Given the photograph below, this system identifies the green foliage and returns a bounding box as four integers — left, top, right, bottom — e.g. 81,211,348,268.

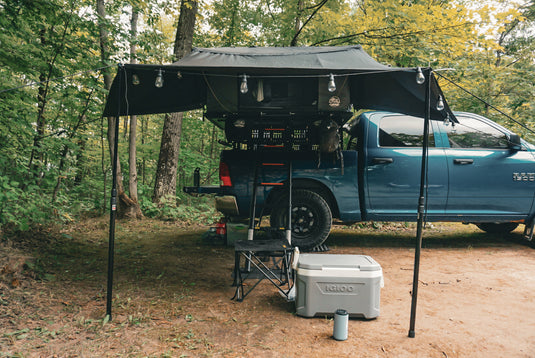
177,112,225,189
138,184,219,223
0,175,51,231
436,1,535,139
0,0,533,232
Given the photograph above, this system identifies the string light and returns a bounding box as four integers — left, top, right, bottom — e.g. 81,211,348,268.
155,69,164,88
416,67,425,85
132,74,140,85
436,95,444,111
328,73,336,92
240,74,248,94
443,113,451,126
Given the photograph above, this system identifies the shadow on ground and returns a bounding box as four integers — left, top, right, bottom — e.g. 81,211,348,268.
5,219,530,295
328,227,527,249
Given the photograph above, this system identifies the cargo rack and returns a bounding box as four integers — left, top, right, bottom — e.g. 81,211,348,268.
219,112,354,151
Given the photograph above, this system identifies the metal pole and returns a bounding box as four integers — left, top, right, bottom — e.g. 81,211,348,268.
286,158,292,246
106,64,123,320
408,68,431,338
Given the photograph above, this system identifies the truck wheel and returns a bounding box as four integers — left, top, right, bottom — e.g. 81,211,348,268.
475,222,519,234
270,189,332,250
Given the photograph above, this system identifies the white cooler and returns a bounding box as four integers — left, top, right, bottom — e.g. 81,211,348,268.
295,254,383,319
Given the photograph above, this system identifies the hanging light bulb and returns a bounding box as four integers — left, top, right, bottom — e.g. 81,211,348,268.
328,73,337,92
436,95,445,111
443,113,451,126
132,74,140,85
240,74,248,94
416,67,425,85
155,69,164,88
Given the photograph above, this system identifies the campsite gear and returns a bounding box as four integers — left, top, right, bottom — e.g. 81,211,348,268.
333,309,349,341
226,221,248,246
104,46,456,334
215,218,226,236
193,167,200,187
295,254,383,318
318,120,340,153
232,239,295,302
103,46,455,124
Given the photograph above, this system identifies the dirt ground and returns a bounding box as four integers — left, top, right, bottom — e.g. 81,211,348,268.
1,219,535,357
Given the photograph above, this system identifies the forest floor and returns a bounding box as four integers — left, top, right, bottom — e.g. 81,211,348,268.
1,218,535,357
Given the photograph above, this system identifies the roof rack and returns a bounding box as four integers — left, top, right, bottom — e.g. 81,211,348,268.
222,112,352,150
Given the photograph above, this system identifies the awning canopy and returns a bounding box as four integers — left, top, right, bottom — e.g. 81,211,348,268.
103,45,455,123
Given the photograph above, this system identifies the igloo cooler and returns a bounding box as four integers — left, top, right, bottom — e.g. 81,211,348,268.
295,254,383,318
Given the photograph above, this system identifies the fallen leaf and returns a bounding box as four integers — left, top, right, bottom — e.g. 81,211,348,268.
11,278,20,288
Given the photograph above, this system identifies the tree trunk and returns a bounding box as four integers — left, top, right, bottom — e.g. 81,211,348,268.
29,71,48,178
294,0,303,39
290,0,327,46
126,9,143,219
153,112,183,202
73,138,86,186
291,0,304,46
97,0,141,218
141,116,147,185
152,0,198,204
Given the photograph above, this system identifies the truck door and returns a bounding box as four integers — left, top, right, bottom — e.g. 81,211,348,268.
437,113,535,219
365,113,448,220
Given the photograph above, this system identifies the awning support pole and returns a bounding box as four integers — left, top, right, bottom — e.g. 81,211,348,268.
106,64,123,320
408,69,431,338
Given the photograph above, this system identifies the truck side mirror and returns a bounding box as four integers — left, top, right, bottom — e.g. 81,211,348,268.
507,133,522,151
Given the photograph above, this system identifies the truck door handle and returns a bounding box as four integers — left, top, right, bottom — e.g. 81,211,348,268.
373,157,394,164
453,158,474,165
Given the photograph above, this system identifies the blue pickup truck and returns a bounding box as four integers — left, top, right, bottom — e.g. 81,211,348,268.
188,111,535,250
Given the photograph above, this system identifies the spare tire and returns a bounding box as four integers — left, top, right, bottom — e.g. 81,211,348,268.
270,189,332,251
475,222,519,234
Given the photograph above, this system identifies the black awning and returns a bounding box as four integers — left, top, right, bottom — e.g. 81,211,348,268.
103,46,455,122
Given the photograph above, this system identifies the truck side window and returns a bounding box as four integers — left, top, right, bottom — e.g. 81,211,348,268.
441,116,509,149
379,116,435,147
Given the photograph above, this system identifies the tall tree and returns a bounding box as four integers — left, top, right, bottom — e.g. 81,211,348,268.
152,0,198,204
97,0,142,218
128,7,143,218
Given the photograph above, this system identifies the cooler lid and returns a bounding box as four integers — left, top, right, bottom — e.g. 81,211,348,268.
297,254,381,271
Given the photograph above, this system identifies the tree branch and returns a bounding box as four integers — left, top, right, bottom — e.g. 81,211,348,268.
290,0,329,46
312,22,475,46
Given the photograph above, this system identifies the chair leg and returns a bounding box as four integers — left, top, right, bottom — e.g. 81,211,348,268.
231,251,244,301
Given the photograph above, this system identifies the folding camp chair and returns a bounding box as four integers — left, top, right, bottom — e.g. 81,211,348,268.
231,239,295,301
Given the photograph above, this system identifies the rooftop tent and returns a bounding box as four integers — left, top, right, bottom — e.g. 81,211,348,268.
102,45,456,123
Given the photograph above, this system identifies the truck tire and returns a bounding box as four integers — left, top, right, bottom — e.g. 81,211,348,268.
475,222,519,234
269,189,332,250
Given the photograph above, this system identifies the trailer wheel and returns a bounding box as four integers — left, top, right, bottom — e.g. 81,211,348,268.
475,222,519,234
270,189,332,251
